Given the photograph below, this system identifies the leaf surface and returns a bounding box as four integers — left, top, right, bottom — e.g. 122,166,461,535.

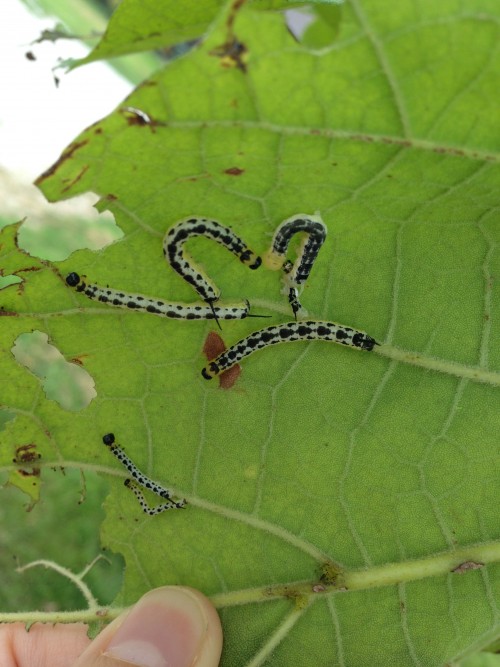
2,2,500,665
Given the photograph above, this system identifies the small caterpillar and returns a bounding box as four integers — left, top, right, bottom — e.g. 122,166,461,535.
263,214,327,318
102,433,186,513
66,273,251,320
164,217,261,313
201,320,378,379
124,479,184,515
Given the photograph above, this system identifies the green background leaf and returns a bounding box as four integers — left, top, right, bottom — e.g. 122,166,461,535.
2,1,500,665
75,0,225,65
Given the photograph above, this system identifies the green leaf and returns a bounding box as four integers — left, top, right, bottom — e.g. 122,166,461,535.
252,0,344,9
460,654,500,667
74,0,227,66
2,1,500,665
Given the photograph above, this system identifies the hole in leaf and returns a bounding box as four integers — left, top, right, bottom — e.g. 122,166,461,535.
0,275,22,290
0,172,122,261
286,5,342,48
12,331,96,410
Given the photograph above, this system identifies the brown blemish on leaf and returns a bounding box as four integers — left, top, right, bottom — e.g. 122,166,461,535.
25,51,36,61
210,38,248,72
176,173,211,183
35,139,89,185
14,266,41,274
70,354,89,366
120,107,166,132
203,331,241,389
0,308,19,317
121,106,152,126
13,444,41,477
224,167,245,176
61,164,90,193
451,561,484,574
210,0,249,72
227,0,247,32
319,560,344,586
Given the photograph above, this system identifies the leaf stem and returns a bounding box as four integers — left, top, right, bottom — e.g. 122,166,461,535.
374,343,500,386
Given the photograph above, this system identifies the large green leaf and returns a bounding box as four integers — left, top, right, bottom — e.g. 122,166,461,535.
2,1,500,665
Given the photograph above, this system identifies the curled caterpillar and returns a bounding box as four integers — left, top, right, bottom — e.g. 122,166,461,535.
102,433,186,513
164,217,261,315
201,320,378,379
264,214,327,318
66,272,251,320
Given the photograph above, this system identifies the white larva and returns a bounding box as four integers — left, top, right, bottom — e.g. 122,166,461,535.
263,213,327,318
164,216,261,304
66,217,262,324
202,320,378,379
66,273,250,320
102,433,186,513
124,479,185,515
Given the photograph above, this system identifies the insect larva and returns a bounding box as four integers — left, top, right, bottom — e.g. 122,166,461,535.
66,273,250,320
102,433,186,512
263,214,327,318
124,479,185,515
201,320,378,379
164,217,261,306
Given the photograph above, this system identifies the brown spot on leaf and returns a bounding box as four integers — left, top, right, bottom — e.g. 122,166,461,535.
120,107,166,131
209,37,248,72
224,167,245,176
203,331,241,389
227,0,247,32
209,0,248,73
35,139,89,185
121,106,152,126
25,51,36,61
70,354,89,366
203,331,226,359
61,165,89,193
452,561,484,574
13,444,41,477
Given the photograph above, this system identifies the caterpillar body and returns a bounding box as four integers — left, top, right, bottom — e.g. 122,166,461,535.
66,273,250,320
201,320,378,379
164,217,261,304
124,479,184,515
102,433,186,513
264,214,327,318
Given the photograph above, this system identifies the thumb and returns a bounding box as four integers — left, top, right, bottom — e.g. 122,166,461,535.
72,586,223,667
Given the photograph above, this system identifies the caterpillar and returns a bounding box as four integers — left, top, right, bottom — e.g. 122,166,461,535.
124,479,184,515
201,320,378,379
102,433,186,513
263,214,327,318
66,273,251,320
164,217,261,312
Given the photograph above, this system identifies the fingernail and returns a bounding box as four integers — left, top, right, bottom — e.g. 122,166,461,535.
104,587,209,667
